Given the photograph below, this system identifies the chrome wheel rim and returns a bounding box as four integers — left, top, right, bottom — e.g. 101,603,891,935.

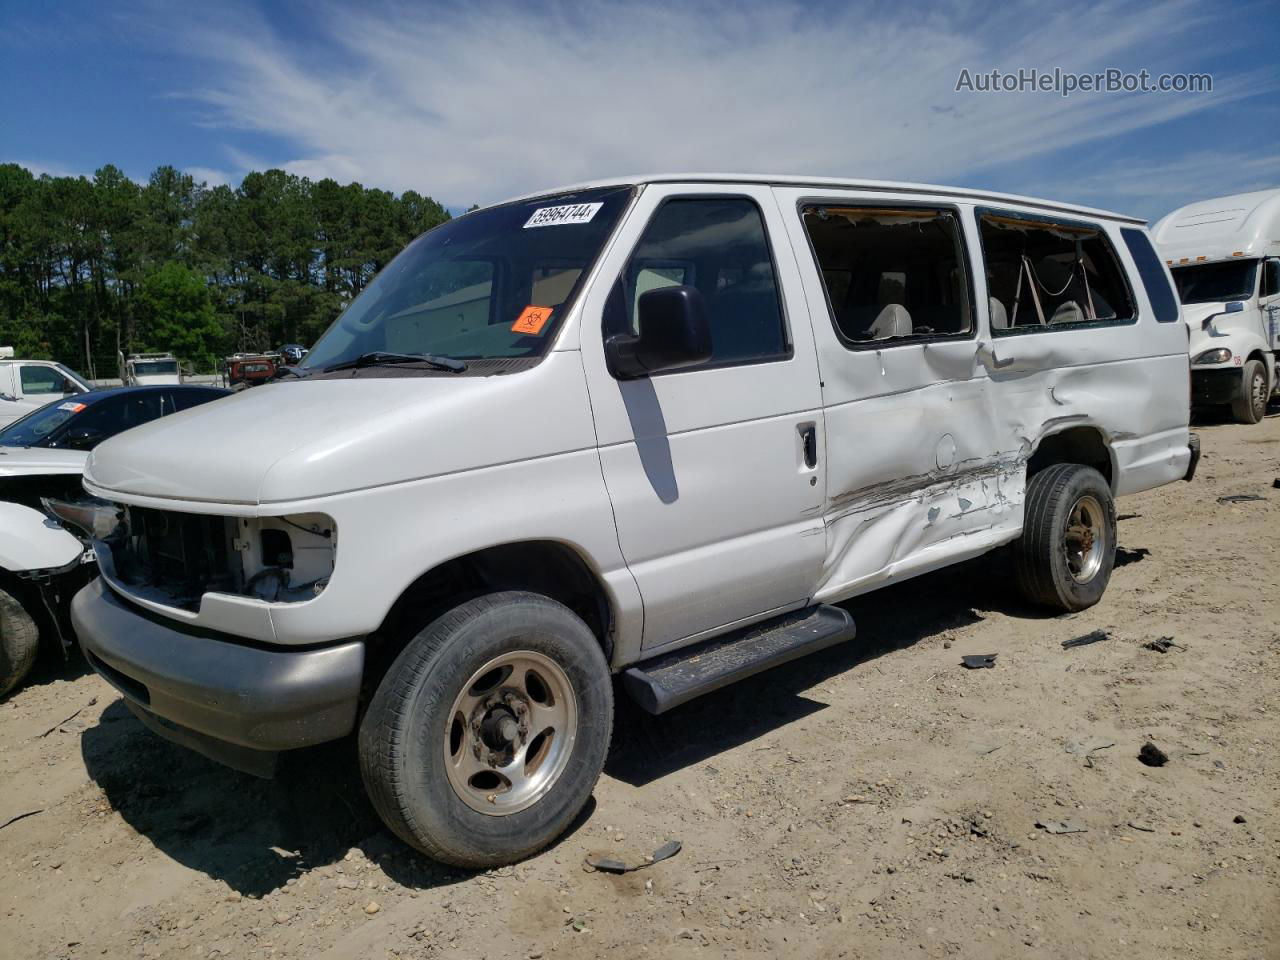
444,650,578,816
1063,494,1106,583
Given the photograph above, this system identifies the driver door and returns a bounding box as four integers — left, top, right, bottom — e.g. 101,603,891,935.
579,185,827,653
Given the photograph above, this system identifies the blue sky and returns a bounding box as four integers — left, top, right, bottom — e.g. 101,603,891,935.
1,0,1277,220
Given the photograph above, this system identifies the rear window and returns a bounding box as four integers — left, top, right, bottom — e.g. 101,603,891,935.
1121,228,1180,322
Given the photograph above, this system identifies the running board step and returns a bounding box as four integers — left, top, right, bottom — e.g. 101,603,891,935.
623,605,856,715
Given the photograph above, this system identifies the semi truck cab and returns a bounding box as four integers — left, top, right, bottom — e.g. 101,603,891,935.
1155,188,1280,423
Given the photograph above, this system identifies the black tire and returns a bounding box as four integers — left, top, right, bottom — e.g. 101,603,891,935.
358,591,613,868
1014,463,1116,612
1231,359,1267,425
0,586,40,698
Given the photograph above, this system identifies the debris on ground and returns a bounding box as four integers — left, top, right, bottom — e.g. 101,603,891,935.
961,654,997,669
1138,742,1169,767
586,840,682,874
1143,637,1186,653
36,697,98,738
0,808,44,831
1036,819,1087,835
1217,494,1265,504
1062,630,1109,649
1233,814,1247,824
1065,739,1116,768
1127,821,1156,833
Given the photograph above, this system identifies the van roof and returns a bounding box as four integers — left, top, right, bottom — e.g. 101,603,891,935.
1153,187,1280,264
498,173,1147,226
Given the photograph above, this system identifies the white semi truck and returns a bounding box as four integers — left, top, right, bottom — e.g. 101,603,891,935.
118,352,183,387
1154,188,1280,423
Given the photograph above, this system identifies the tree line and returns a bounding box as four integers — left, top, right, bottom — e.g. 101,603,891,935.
0,163,452,376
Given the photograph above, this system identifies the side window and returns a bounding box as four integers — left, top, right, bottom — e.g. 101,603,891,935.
1263,258,1280,299
607,197,789,368
1120,228,1180,323
801,206,972,345
19,365,64,396
70,393,164,440
170,389,221,412
979,211,1135,334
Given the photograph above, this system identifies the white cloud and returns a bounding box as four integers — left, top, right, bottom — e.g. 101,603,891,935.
184,165,233,187
14,159,86,179
1021,150,1280,221
170,0,1276,208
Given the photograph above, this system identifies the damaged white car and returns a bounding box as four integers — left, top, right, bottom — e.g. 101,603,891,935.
0,385,228,695
72,175,1197,867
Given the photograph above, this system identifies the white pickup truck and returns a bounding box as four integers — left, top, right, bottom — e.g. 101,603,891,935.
71,175,1196,867
0,350,93,429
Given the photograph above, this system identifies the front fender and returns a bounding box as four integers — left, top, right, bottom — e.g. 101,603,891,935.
1189,327,1271,368
0,502,84,573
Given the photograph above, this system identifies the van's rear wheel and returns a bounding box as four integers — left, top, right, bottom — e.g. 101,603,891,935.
358,591,612,867
0,586,40,698
1014,463,1116,612
1231,359,1268,424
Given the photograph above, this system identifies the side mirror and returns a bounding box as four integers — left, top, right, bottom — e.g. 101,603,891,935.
605,285,713,379
65,427,105,451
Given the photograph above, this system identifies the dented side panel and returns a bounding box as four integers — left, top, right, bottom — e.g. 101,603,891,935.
774,188,1191,604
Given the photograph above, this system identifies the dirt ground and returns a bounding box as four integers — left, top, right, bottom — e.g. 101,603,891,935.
2,413,1277,960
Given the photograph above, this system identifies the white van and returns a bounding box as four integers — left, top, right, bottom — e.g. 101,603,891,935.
1153,188,1280,423
0,350,93,429
71,175,1196,867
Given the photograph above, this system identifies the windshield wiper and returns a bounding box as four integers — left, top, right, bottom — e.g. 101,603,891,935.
323,351,468,374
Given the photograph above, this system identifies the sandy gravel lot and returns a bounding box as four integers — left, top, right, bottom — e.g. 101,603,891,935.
2,414,1277,960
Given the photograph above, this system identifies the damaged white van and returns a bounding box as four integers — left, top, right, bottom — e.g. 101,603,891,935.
73,175,1196,867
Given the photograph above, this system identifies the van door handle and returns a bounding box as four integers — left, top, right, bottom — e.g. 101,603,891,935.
799,423,818,468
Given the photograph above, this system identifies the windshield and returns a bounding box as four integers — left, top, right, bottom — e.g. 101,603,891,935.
133,360,179,376
1171,259,1259,305
0,397,86,447
302,186,634,371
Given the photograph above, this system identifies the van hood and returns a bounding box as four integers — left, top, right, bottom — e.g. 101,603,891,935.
84,354,597,506
0,446,87,479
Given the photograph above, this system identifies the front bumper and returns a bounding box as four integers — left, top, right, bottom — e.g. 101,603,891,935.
72,578,364,777
1191,368,1241,406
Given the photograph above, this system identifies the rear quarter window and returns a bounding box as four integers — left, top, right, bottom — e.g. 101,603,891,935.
1120,228,1180,323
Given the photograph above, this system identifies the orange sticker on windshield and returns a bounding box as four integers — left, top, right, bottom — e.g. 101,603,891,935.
512,305,552,335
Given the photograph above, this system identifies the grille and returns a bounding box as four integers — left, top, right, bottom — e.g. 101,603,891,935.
110,508,239,611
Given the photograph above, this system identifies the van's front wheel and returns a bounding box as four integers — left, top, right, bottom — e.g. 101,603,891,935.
1014,463,1116,612
358,591,613,868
